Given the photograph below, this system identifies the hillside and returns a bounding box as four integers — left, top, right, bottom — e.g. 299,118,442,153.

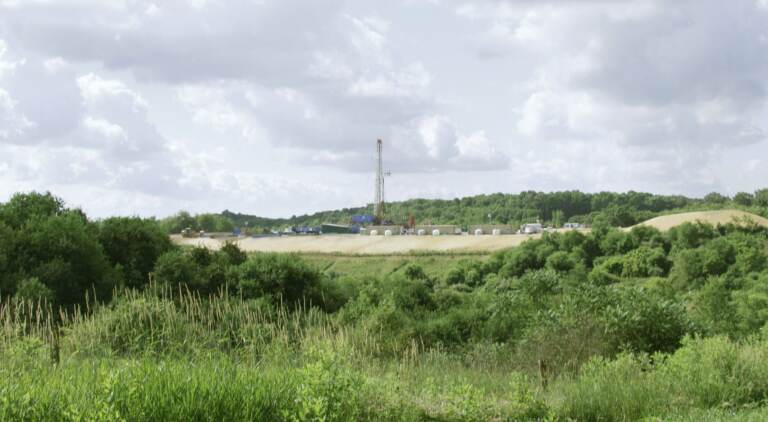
161,189,768,234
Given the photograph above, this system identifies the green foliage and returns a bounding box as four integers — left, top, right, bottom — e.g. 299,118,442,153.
734,192,754,206
98,217,174,288
220,241,247,265
287,346,362,422
0,191,65,229
600,229,639,255
669,221,718,250
5,188,768,420
704,192,729,204
557,335,768,420
12,211,113,306
602,288,691,353
154,249,205,290
621,246,670,278
160,211,234,233
755,188,768,207
227,253,322,305
13,277,54,303
0,192,174,307
545,251,576,273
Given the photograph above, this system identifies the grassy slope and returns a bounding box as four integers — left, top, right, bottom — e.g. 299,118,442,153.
303,253,488,280
4,291,768,421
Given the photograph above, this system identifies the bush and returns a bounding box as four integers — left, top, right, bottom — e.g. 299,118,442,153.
220,242,247,265
98,217,174,289
545,251,576,273
621,246,670,278
668,222,717,250
13,277,54,303
600,229,638,255
227,253,322,306
602,288,691,354
287,346,362,422
154,250,205,291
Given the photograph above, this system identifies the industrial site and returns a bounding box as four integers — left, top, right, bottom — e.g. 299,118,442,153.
174,139,587,253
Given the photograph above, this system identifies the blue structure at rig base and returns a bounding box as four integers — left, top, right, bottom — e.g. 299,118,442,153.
351,214,375,225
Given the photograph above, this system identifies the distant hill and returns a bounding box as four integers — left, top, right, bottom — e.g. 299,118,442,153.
160,189,768,233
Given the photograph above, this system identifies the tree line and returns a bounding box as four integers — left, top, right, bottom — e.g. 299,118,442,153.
160,189,768,233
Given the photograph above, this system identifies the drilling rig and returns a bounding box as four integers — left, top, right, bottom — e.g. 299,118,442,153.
373,139,390,225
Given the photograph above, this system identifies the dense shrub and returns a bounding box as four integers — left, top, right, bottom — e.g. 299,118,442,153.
601,288,691,353
227,253,322,306
98,217,174,289
154,249,206,291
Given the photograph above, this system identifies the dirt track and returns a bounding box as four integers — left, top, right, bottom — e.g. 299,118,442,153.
170,233,546,254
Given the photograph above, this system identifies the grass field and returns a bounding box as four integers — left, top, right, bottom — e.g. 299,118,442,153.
303,253,489,280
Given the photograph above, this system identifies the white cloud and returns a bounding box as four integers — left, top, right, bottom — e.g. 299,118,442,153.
0,89,34,139
82,116,126,139
348,63,432,98
1,0,767,217
43,57,67,73
77,73,146,108
459,0,768,191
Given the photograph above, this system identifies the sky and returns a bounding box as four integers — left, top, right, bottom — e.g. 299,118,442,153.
1,0,767,218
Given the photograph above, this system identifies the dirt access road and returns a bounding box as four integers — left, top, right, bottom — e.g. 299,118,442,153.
170,232,553,254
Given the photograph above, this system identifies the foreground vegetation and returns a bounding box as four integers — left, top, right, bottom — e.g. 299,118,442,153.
4,190,768,420
4,289,768,421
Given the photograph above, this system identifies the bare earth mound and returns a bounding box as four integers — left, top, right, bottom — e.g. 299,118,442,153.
630,209,768,231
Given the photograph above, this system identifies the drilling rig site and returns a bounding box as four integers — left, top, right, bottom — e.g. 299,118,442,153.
170,139,590,254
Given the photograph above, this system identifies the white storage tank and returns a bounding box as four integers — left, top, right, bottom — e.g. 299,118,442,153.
432,229,440,236
474,229,483,236
384,229,392,236
417,229,426,236
492,229,501,236
370,230,379,236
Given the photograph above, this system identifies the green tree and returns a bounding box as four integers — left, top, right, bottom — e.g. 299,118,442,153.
14,212,113,306
703,192,729,204
754,188,768,207
98,217,174,289
0,191,65,229
733,192,754,206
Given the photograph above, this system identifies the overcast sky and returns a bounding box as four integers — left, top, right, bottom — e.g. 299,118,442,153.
1,0,767,218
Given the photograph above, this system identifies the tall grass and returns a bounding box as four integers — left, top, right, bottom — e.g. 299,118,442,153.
3,288,768,420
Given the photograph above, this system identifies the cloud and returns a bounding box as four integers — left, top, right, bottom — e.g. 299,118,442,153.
458,0,768,190
2,0,768,217
0,0,507,175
